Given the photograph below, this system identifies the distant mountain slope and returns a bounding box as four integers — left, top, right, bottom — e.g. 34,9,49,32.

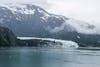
0,4,100,47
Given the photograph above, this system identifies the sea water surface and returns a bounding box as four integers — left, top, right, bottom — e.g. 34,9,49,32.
0,47,100,67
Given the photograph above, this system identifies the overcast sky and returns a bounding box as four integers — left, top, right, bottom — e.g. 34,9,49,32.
0,0,100,27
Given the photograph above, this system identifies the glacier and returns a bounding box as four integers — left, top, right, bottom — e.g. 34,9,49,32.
17,37,79,48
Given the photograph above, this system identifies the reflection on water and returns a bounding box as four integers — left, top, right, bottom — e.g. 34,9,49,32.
0,47,100,67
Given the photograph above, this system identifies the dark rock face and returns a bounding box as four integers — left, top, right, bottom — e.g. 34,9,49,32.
0,26,17,46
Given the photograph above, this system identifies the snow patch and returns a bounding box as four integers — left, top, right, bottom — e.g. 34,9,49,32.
38,8,50,22
1,4,35,15
38,8,50,17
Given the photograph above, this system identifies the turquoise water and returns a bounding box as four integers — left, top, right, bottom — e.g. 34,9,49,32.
0,47,100,67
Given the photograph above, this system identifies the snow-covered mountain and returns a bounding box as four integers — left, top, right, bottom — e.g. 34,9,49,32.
0,4,100,47
0,4,96,35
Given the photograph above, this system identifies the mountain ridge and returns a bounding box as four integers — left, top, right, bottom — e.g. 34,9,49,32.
0,3,96,35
